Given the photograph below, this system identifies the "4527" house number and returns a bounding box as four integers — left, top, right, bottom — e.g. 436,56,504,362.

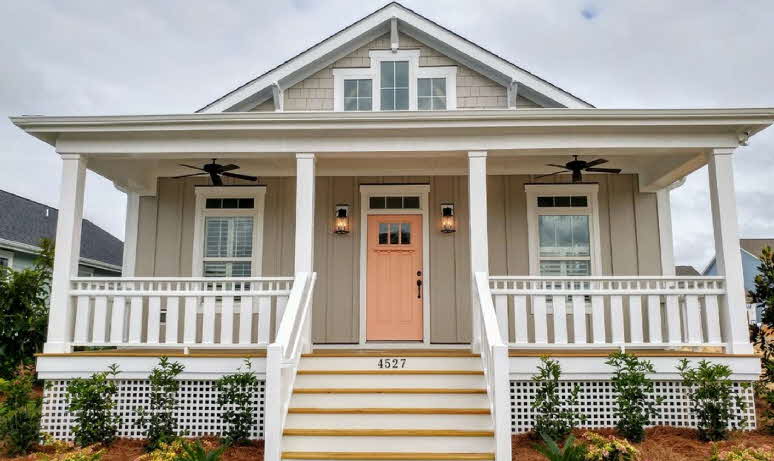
377,358,406,369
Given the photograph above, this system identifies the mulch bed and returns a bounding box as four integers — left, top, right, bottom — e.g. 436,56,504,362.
512,427,774,461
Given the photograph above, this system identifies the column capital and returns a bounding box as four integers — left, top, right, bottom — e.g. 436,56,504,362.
707,147,736,157
59,153,87,162
468,151,487,158
296,153,316,160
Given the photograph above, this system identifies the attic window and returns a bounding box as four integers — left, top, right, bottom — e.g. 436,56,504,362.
344,79,373,111
380,61,409,111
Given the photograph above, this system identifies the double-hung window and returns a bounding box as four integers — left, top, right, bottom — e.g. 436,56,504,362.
526,185,601,276
193,187,266,278
380,61,409,111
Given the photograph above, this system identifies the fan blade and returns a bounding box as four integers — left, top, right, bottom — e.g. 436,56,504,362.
209,172,223,186
584,158,608,167
172,172,207,179
218,164,239,172
546,164,569,169
222,172,258,181
533,171,564,180
586,167,622,174
178,163,206,171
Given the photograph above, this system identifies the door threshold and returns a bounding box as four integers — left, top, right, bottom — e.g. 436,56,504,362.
313,343,470,350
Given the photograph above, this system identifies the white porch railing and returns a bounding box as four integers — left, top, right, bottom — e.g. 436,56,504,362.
68,277,294,349
473,272,511,461
488,276,726,349
264,272,317,461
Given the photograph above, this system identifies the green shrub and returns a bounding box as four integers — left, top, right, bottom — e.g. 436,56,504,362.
0,239,53,378
66,364,121,446
677,359,747,441
39,444,104,461
530,356,587,441
533,433,586,461
176,440,226,461
581,432,639,461
0,365,42,455
710,444,774,461
135,357,184,451
215,360,259,444
748,245,774,432
605,352,663,442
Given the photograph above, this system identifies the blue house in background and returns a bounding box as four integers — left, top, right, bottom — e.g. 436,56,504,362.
703,238,773,324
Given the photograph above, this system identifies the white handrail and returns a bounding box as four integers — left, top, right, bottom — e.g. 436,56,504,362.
264,272,317,461
473,272,511,461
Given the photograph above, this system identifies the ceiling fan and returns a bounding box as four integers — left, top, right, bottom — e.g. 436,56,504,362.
172,159,258,186
534,155,622,183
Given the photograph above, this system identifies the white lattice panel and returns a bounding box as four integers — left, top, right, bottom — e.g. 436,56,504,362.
509,380,756,433
41,379,266,441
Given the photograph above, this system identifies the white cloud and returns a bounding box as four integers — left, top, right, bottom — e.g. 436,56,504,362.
1,0,773,272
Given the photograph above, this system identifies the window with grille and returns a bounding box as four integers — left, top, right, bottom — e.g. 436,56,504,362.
418,78,446,110
203,216,254,277
344,79,373,111
380,61,409,111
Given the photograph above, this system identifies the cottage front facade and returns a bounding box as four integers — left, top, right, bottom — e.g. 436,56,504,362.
13,3,772,461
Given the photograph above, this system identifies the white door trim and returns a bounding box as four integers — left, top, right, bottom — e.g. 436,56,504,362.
359,184,431,345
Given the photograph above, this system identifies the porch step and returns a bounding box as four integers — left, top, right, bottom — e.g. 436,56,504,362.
282,354,495,456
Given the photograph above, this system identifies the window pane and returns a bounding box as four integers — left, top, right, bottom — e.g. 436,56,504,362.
379,223,388,244
433,78,446,97
401,223,411,244
433,96,446,110
205,217,230,257
390,223,400,244
232,217,253,257
381,61,394,88
238,198,254,209
538,215,589,257
370,197,385,209
540,260,590,276
359,79,372,96
222,198,238,209
538,215,557,257
203,262,252,277
231,262,252,277
571,196,588,207
203,262,227,277
572,216,590,256
554,196,571,207
403,196,420,208
386,196,403,208
418,97,431,110
205,198,221,209
395,61,409,87
344,98,357,111
344,80,358,98
418,78,431,97
537,196,554,207
381,88,394,110
395,89,409,110
204,216,253,258
359,97,372,111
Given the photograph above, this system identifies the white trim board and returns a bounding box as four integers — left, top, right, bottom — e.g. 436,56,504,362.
358,184,431,346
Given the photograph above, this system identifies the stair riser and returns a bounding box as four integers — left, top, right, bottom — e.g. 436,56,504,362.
290,393,489,409
281,436,495,453
285,413,493,430
281,458,491,461
299,357,482,371
294,374,485,389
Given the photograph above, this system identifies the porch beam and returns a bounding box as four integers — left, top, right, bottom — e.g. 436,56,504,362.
45,154,87,353
294,153,316,274
707,148,752,354
468,151,489,352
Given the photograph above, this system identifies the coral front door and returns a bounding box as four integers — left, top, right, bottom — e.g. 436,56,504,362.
366,214,423,341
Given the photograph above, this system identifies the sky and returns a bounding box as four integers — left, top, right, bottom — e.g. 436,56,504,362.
1,0,773,271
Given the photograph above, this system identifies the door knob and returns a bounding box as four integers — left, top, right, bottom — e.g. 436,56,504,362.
416,279,423,299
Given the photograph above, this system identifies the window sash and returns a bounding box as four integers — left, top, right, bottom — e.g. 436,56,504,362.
418,78,446,110
380,61,409,111
344,79,373,111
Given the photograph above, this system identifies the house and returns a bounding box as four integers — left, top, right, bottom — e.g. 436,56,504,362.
675,265,700,276
0,189,122,276
10,3,771,460
704,238,774,324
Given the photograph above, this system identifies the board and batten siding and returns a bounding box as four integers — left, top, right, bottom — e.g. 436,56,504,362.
134,173,661,344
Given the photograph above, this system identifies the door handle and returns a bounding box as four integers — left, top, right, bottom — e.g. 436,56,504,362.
416,279,423,299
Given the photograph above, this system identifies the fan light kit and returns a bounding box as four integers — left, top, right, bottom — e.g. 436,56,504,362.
173,159,258,186
535,155,621,183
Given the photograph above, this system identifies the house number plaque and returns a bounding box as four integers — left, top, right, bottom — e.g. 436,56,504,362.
377,358,406,369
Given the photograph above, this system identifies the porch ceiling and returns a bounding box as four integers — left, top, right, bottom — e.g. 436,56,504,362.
11,108,774,193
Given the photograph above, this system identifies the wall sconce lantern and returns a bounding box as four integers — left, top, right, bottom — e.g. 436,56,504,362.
334,204,350,234
440,203,456,233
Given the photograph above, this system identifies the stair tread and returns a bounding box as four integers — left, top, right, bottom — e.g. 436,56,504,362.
297,370,483,375
283,429,495,437
302,351,480,358
293,388,487,394
288,408,491,414
281,452,495,460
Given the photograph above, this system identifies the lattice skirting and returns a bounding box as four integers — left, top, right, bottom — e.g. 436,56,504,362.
42,379,266,441
510,380,756,433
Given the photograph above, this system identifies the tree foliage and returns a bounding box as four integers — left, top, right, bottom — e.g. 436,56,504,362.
0,239,54,378
749,245,774,432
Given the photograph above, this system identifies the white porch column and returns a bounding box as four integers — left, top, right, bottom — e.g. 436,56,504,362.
121,190,140,276
656,188,675,275
45,154,87,353
294,153,316,274
468,151,489,352
706,148,752,354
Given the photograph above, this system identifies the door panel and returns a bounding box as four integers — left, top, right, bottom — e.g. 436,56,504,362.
367,215,423,340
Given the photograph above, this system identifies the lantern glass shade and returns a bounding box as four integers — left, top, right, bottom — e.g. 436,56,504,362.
441,204,455,233
334,205,350,234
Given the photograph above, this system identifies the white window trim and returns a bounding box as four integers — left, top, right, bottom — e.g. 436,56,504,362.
525,184,602,276
358,184,431,345
0,249,13,269
332,49,457,112
192,186,266,277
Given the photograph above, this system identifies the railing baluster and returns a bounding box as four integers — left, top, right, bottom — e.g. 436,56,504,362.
552,295,568,345
239,297,254,344
513,295,528,344
73,296,90,344
110,296,126,343
685,295,702,345
165,297,179,344
147,296,161,344
533,295,547,344
494,295,508,342
572,295,587,344
128,296,143,344
221,296,234,345
202,297,216,344
647,295,662,344
258,296,272,344
92,296,108,344
665,295,681,344
591,295,605,344
628,295,643,344
183,296,198,345
705,295,722,345
610,295,624,344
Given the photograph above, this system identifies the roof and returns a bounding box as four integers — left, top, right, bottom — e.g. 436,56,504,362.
0,189,123,270
739,239,774,259
675,265,700,276
198,2,593,113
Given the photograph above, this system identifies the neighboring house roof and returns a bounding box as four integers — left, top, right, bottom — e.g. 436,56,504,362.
199,1,592,113
739,239,774,259
0,189,123,271
675,265,700,276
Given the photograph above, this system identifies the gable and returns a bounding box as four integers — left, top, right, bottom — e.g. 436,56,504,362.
200,2,590,113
